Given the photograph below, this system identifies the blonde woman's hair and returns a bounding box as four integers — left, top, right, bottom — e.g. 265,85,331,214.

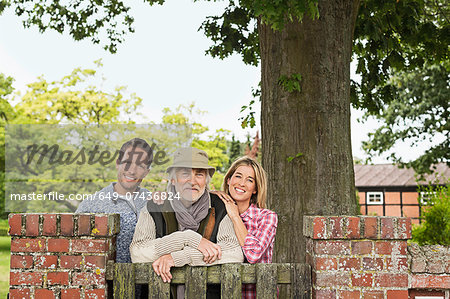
222,156,267,208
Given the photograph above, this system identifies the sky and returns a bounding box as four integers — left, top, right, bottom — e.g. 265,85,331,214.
0,0,420,164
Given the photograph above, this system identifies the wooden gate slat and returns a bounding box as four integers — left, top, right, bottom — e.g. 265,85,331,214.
220,264,242,299
291,264,311,299
256,263,277,299
185,266,207,299
113,263,135,299
148,264,170,299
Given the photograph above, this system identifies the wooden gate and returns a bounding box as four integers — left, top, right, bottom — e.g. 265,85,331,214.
106,262,311,298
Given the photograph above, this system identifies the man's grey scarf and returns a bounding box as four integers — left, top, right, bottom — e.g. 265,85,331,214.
169,185,210,231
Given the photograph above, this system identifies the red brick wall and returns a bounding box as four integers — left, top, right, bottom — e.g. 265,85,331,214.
9,213,449,298
8,213,119,299
304,216,450,299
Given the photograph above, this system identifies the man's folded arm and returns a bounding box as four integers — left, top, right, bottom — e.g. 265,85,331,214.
170,215,244,267
130,208,203,263
171,246,244,267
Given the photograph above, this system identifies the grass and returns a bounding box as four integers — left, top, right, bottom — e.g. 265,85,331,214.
0,236,10,298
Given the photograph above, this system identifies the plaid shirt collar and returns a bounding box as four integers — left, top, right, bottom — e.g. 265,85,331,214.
240,203,258,221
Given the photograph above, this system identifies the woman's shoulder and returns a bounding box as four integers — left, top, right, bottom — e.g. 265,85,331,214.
252,205,278,223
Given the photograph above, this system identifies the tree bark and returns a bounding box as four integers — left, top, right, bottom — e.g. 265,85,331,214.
260,0,360,263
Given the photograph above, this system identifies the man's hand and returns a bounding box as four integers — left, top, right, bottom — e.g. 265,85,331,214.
197,237,222,264
150,191,165,205
152,254,175,283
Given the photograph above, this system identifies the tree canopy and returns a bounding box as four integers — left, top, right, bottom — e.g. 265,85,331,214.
354,0,449,173
2,0,448,171
0,74,14,217
362,62,449,174
0,66,234,214
13,60,142,125
1,63,146,213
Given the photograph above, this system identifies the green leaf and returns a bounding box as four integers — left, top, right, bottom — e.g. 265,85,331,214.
287,152,303,162
278,73,302,93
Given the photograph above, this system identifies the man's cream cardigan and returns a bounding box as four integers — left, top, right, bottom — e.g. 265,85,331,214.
130,207,244,266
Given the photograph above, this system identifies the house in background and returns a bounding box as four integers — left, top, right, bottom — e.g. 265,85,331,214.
354,163,449,224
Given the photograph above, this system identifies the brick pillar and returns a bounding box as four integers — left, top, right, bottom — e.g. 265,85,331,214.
8,213,119,299
304,216,411,299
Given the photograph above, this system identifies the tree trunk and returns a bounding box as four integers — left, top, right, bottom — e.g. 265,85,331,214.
260,0,360,264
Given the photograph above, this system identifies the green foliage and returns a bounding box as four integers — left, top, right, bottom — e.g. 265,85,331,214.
278,73,302,93
239,99,256,129
247,0,319,30
362,62,449,174
199,0,318,66
354,0,449,174
0,219,8,236
200,4,260,66
1,63,146,213
14,61,142,125
0,74,14,219
161,103,230,190
287,152,303,162
2,0,135,53
227,135,242,168
0,74,14,121
352,0,449,114
239,83,260,129
0,236,10,298
412,184,450,245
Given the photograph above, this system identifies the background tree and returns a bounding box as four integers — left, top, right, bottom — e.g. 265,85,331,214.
2,63,146,213
354,0,449,173
227,135,242,168
2,66,234,213
362,62,449,175
161,103,230,189
14,60,142,125
0,74,14,218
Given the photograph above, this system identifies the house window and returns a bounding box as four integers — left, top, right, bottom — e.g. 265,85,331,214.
367,192,383,205
419,191,436,205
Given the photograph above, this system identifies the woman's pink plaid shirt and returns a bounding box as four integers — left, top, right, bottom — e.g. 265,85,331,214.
239,204,278,299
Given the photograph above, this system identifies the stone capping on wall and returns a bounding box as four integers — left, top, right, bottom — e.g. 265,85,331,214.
408,243,450,290
303,215,412,240
409,243,449,274
303,215,449,299
8,213,120,299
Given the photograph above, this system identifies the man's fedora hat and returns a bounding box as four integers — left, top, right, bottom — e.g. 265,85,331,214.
166,147,215,176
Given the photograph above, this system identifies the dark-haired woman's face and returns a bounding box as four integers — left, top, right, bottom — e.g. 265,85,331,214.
227,165,257,203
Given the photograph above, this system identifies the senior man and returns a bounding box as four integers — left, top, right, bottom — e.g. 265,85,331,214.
130,147,243,298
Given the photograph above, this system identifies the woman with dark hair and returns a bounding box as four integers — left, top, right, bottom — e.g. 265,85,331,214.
213,156,278,298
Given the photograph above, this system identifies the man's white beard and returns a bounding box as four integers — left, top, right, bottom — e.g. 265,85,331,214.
189,186,206,203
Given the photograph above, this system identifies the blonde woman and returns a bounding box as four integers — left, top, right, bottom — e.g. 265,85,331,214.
213,156,278,298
